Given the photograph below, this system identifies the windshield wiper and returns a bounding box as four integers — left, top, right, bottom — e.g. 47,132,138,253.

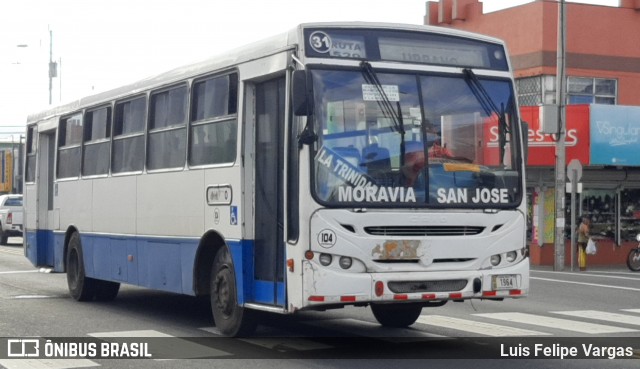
359,61,404,133
462,68,510,166
360,61,407,164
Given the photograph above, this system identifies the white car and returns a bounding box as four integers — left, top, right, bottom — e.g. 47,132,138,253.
0,194,23,245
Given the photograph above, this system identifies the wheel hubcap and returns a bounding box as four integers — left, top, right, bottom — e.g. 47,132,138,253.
215,269,233,316
68,250,79,288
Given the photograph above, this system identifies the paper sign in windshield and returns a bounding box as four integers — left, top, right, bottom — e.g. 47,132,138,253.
362,85,400,102
316,146,416,203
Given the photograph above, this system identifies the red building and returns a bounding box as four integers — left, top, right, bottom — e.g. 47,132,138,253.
425,0,640,267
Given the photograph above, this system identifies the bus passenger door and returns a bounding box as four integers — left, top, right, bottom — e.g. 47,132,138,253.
252,77,286,306
25,130,56,268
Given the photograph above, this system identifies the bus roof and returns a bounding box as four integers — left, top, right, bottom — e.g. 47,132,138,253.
26,21,506,124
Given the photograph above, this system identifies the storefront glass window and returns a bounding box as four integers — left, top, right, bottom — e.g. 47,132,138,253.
581,190,616,241
620,189,640,242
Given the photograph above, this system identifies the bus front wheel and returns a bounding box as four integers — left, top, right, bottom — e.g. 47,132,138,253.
210,247,256,336
66,232,96,301
370,303,423,328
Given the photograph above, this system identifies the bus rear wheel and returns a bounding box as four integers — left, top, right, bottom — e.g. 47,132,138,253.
370,303,423,328
66,232,97,301
210,246,256,336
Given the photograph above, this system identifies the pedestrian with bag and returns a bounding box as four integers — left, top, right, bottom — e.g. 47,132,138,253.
577,216,591,271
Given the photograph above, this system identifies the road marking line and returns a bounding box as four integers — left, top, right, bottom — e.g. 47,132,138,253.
199,327,223,336
89,330,173,338
303,318,447,340
0,270,40,275
532,269,640,281
89,330,231,359
622,309,640,314
239,337,333,351
552,310,640,327
12,295,56,299
530,276,640,292
0,359,99,369
474,312,637,334
417,315,549,337
202,325,350,350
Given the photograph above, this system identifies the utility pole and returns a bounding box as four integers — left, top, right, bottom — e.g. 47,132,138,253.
48,28,58,105
554,0,567,271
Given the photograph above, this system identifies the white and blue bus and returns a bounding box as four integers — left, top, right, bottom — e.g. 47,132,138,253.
24,22,528,336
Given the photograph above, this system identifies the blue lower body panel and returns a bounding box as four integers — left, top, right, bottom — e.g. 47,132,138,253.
25,230,55,268
228,239,285,306
25,230,285,305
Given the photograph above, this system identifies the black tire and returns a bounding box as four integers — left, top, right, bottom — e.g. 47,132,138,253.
627,248,640,272
371,303,423,328
0,227,7,245
94,280,121,301
66,232,97,301
210,247,256,336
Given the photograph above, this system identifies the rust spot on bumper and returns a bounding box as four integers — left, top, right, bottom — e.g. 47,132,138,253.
372,240,421,260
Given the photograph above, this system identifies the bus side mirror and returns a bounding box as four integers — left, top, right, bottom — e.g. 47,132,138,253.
292,70,313,116
521,120,529,165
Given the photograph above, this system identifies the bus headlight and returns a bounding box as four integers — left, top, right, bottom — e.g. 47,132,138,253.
490,254,501,266
339,256,353,269
319,253,333,266
506,251,518,263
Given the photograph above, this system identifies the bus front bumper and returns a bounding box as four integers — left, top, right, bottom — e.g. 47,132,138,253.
301,259,529,308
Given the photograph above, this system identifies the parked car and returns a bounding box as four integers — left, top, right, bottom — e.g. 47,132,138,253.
0,194,23,245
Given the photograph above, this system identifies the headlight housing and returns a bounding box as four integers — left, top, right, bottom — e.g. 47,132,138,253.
319,253,332,266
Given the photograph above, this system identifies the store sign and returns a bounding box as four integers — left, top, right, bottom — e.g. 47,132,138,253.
518,105,591,166
590,105,640,166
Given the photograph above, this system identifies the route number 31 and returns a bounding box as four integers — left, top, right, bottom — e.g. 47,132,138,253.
310,31,332,53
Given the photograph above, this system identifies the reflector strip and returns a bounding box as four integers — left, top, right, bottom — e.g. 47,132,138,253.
509,289,522,296
340,296,356,302
483,291,497,297
308,295,325,302
393,294,408,300
449,293,463,299
422,293,437,300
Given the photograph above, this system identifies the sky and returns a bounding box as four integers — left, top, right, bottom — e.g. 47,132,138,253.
0,0,619,139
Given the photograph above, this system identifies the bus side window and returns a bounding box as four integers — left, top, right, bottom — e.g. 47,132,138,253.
113,96,146,173
189,73,238,166
25,125,38,183
57,113,83,179
148,85,188,170
82,107,111,176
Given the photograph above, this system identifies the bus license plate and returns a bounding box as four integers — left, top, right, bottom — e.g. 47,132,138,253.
492,275,518,290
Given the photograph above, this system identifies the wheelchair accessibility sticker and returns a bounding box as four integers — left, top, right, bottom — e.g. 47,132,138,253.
230,206,238,226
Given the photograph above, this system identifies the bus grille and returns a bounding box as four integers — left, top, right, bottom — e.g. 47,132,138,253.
364,226,484,236
387,279,468,293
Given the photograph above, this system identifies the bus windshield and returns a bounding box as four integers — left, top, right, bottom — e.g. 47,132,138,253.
311,68,522,208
